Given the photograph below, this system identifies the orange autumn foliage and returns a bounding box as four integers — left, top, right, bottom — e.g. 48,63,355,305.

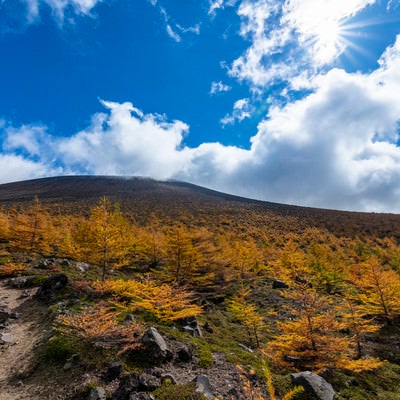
95,278,202,322
56,302,144,351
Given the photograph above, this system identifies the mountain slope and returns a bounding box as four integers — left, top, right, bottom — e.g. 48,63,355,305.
0,175,399,238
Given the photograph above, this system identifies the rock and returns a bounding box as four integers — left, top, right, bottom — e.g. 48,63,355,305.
139,373,161,391
36,274,68,303
194,375,215,400
182,325,196,336
104,361,123,382
63,354,80,371
284,355,304,368
272,279,289,289
124,314,136,324
291,371,337,400
141,327,172,362
76,262,90,272
130,394,153,400
10,312,20,319
181,316,203,337
7,276,35,289
60,259,71,267
176,344,193,362
203,322,214,333
88,387,107,400
238,343,254,353
0,311,9,323
112,373,140,400
0,332,13,344
38,259,55,269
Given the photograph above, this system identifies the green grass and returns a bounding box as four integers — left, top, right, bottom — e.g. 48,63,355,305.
152,382,207,400
43,335,77,364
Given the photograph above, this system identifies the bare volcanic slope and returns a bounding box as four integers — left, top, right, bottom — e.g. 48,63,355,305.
0,175,399,238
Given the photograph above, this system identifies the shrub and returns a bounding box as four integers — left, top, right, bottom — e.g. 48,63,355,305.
152,382,207,400
43,335,76,363
197,343,213,369
0,263,28,278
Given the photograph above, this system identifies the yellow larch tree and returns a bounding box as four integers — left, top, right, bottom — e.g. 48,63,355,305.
71,197,133,280
164,224,204,284
96,278,202,322
9,197,53,254
349,257,400,322
227,287,264,348
0,207,10,242
267,287,349,371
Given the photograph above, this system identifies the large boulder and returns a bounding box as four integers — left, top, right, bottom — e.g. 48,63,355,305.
36,274,68,303
141,327,172,362
291,371,337,400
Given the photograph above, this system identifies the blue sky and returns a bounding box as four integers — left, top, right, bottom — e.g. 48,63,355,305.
1,0,400,212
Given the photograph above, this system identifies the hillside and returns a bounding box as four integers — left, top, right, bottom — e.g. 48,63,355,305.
1,175,399,239
1,176,400,400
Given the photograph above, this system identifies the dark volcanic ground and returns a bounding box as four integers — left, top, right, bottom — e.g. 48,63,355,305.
0,175,399,239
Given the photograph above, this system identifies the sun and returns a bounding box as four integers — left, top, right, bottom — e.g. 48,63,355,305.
317,19,342,47
311,18,346,65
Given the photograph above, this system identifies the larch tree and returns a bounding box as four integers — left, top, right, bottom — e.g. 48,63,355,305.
0,207,10,242
9,197,52,254
227,287,264,348
349,258,400,323
267,285,384,372
164,225,203,284
72,197,133,281
267,287,348,371
307,243,346,294
340,298,381,360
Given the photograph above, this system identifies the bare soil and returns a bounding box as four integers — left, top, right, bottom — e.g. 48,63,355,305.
0,280,56,399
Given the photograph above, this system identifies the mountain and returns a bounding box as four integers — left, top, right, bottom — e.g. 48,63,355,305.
2,175,400,399
0,175,399,238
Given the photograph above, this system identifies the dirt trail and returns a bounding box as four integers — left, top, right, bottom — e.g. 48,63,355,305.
0,280,50,400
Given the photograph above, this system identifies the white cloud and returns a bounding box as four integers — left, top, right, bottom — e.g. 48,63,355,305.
220,98,253,125
23,0,103,22
3,124,51,156
208,0,238,16
166,24,181,42
229,0,379,88
152,4,199,42
2,36,400,212
57,100,192,178
0,154,57,184
210,81,232,95
176,23,200,35
208,0,224,16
